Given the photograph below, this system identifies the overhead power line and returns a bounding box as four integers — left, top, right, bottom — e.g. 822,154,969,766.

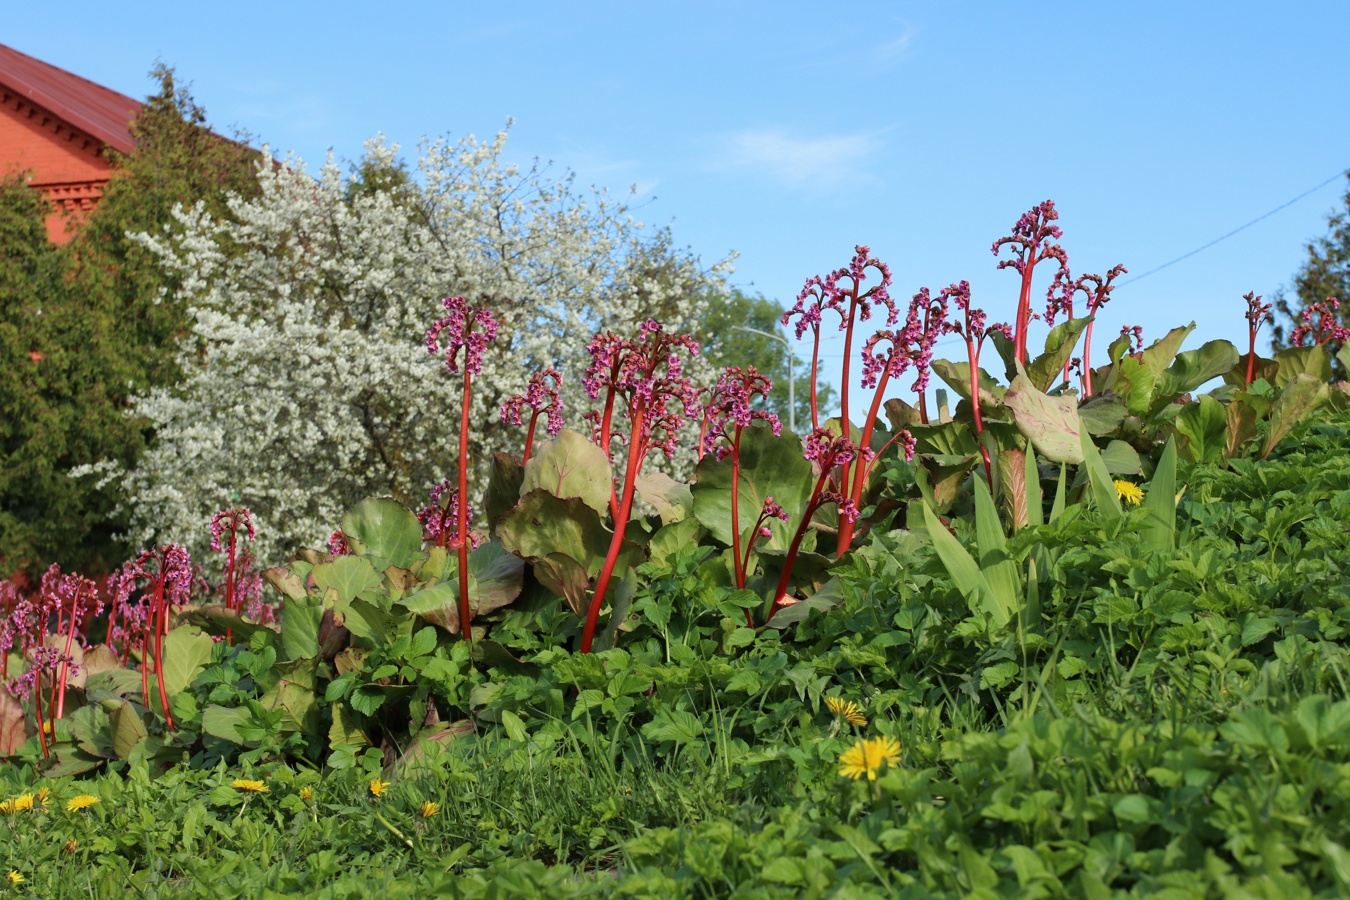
1117,167,1350,288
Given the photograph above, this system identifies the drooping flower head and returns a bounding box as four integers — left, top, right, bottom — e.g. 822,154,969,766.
209,509,257,554
500,367,565,435
1243,291,1273,334
1119,325,1144,355
426,295,499,375
992,200,1068,277
1064,264,1128,322
583,320,700,461
417,480,479,549
782,246,899,337
941,281,1011,344
701,366,782,459
1291,297,1349,347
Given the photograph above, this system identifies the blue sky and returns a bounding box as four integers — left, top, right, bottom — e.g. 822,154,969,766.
10,2,1350,412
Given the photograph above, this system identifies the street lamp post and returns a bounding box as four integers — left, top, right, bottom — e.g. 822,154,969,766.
734,325,795,434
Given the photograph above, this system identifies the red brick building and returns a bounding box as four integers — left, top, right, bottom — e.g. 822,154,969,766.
0,44,140,243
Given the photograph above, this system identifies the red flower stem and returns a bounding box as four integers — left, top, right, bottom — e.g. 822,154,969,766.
1245,330,1258,388
457,371,473,644
581,404,647,654
918,391,929,426
154,587,173,730
33,672,49,757
1081,314,1097,396
522,410,539,466
808,327,822,432
967,337,993,489
1013,266,1033,365
835,297,857,507
224,523,236,644
838,364,894,554
730,428,745,590
768,476,830,618
54,586,84,720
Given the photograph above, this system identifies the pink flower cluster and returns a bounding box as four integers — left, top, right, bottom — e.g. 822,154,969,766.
781,245,898,337
1243,292,1273,331
1291,297,1349,347
942,281,1011,343
583,320,701,460
501,368,565,435
701,366,782,459
417,480,479,549
992,200,1068,277
426,295,499,375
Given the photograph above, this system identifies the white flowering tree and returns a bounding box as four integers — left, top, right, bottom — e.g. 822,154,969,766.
86,130,732,565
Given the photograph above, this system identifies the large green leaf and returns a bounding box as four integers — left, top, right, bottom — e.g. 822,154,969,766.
158,626,215,702
691,426,813,551
110,700,147,760
1079,430,1123,521
1149,340,1240,418
973,475,1021,622
930,359,1006,403
202,706,251,745
921,502,1008,630
1141,437,1177,552
634,472,693,525
520,428,614,514
1100,440,1142,475
917,454,980,515
1140,323,1195,381
1272,345,1332,389
1003,374,1083,464
341,498,423,569
483,452,525,531
909,421,980,457
1262,374,1331,459
311,556,382,605
260,659,320,734
1079,395,1127,436
401,540,526,633
1026,317,1091,392
497,490,612,573
1116,356,1156,417
1174,395,1228,464
281,595,323,661
765,578,845,629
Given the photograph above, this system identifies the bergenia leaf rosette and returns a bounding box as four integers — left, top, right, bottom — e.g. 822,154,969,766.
209,508,256,643
1061,264,1127,396
1242,292,1274,388
427,295,500,642
1291,297,1350,349
992,200,1069,366
500,368,564,465
579,319,700,653
701,366,782,605
943,281,1010,489
122,545,193,730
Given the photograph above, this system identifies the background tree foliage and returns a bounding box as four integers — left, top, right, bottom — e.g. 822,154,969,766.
698,288,835,431
0,68,257,579
1272,174,1350,364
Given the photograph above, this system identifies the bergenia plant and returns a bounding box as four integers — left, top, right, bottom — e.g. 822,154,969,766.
580,320,700,653
701,366,782,608
120,545,193,730
1290,297,1349,348
767,427,911,621
427,295,500,642
993,200,1069,366
210,508,257,642
1056,265,1127,396
500,368,564,465
1242,292,1273,388
905,287,951,425
942,281,1010,488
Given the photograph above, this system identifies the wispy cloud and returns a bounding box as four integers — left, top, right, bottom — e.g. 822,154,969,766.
722,128,885,190
874,24,919,66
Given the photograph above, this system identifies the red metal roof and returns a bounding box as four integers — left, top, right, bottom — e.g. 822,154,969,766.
0,43,140,155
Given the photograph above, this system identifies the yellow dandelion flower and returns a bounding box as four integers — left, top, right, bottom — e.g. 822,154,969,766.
230,779,268,793
63,839,78,854
11,794,33,813
1113,480,1144,507
368,778,389,798
35,787,51,810
6,870,22,884
299,786,313,802
418,800,440,818
824,696,868,727
0,799,15,816
839,736,902,782
64,795,100,812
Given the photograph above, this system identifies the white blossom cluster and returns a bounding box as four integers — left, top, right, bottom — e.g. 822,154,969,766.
80,130,733,566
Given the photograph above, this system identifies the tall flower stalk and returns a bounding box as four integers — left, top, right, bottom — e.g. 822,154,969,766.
1242,292,1273,388
580,320,699,653
121,546,193,730
942,281,1009,489
993,201,1069,366
1049,265,1127,396
500,368,564,465
1290,297,1349,348
700,366,782,615
210,508,256,643
427,295,500,642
